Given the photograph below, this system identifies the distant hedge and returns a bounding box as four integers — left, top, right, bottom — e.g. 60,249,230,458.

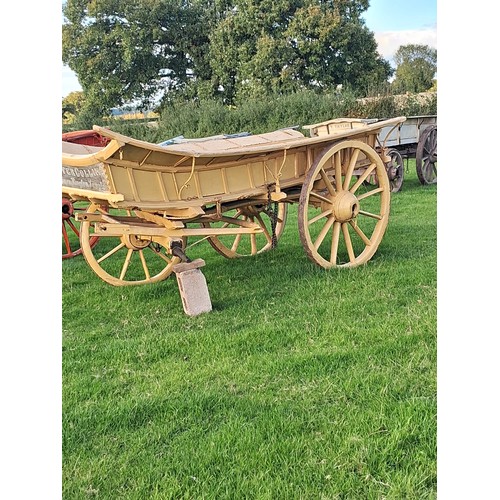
66,90,437,142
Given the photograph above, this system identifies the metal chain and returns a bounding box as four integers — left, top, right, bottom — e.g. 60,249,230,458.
266,184,278,249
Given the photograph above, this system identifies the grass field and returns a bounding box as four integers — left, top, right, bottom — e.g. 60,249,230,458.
62,163,437,499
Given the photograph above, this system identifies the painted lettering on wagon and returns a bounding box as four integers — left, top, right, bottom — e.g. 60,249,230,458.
61,164,109,192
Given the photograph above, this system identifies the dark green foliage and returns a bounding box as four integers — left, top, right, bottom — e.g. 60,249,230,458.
62,0,392,110
63,0,209,110
392,44,437,94
103,90,436,141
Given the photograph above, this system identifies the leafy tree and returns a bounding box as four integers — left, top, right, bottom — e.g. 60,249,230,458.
392,44,437,94
209,0,392,103
62,0,210,111
62,0,392,109
62,91,85,122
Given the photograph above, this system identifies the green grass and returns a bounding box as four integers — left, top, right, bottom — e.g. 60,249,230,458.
62,163,437,499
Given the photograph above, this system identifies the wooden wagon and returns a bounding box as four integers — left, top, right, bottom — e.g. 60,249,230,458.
62,116,405,286
379,115,437,189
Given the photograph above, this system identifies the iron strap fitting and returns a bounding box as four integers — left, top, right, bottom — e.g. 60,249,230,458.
266,184,279,249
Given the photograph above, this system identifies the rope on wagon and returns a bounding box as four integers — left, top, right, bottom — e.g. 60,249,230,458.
178,156,196,199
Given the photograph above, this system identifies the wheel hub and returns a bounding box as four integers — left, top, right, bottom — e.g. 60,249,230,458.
122,234,151,250
62,198,74,221
330,191,360,222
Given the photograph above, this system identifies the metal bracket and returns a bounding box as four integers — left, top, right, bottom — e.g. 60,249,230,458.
170,240,191,263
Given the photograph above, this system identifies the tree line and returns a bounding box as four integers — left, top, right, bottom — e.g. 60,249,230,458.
62,0,436,122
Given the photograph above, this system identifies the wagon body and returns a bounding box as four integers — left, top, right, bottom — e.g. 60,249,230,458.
62,129,111,147
63,118,402,212
378,115,436,157
62,116,405,286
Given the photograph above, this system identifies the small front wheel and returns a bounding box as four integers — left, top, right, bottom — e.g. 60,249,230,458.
386,148,404,193
80,204,182,286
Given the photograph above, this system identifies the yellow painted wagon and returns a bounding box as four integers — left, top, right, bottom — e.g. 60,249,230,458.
62,116,406,286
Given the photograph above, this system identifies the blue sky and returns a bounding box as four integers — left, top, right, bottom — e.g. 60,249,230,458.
62,0,437,98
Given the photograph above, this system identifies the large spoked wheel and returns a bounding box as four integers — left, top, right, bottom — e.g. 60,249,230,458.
62,198,99,260
416,125,437,185
80,203,182,286
203,203,288,258
298,140,391,269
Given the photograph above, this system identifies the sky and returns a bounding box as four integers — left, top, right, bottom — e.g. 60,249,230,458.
61,0,437,98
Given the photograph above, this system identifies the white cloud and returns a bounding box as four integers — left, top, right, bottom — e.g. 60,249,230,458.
374,26,437,64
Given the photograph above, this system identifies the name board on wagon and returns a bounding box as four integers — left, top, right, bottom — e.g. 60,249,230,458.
61,164,109,192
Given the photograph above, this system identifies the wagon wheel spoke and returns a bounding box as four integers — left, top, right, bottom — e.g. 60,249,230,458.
350,163,376,193
252,214,272,245
308,209,333,225
319,169,336,196
298,140,390,269
314,215,335,250
310,191,332,204
151,247,174,264
79,204,180,286
204,203,288,258
62,199,100,260
62,221,72,255
96,241,126,264
65,218,80,238
357,187,384,200
343,148,360,190
250,233,258,255
119,249,134,281
334,152,343,191
138,249,150,280
341,223,356,264
349,220,372,246
330,221,341,264
358,210,383,220
231,233,243,253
